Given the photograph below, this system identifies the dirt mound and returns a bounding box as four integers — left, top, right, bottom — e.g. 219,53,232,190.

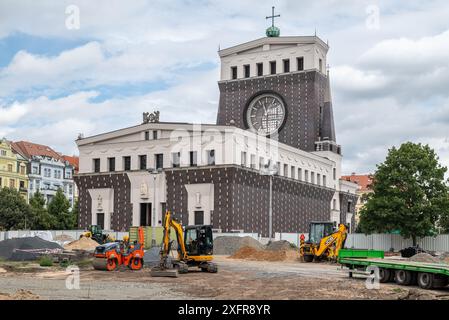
437,252,449,264
0,289,39,300
64,237,99,251
0,237,62,261
54,234,74,242
266,240,294,251
409,253,439,263
229,246,300,262
214,236,264,255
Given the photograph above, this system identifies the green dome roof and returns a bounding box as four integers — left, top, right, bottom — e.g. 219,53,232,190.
266,26,280,37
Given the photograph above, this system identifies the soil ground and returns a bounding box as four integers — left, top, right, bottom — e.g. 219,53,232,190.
0,256,448,300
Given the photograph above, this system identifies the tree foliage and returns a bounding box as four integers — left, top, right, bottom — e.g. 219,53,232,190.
358,142,449,245
29,191,55,230
47,188,76,230
0,187,34,230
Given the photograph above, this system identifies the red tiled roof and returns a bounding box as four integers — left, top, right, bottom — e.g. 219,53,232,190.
341,173,373,192
63,155,79,172
11,141,62,161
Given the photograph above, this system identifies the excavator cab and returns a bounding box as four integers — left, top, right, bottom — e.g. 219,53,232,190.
184,225,214,256
307,221,336,244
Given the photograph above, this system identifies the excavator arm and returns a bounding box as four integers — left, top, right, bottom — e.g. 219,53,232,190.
314,224,347,258
160,211,188,261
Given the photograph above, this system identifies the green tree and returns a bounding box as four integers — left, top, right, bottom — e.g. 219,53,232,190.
29,191,55,230
358,142,449,245
72,198,80,229
47,188,75,230
0,187,34,230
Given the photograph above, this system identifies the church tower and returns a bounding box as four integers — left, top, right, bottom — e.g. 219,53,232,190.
216,8,340,154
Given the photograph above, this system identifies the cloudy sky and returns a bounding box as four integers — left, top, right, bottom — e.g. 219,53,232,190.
1,0,449,175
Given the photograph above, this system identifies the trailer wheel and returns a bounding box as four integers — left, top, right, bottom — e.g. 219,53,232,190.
395,270,414,285
379,268,391,283
417,272,434,289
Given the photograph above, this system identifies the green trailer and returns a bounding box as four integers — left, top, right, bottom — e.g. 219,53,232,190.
338,249,449,290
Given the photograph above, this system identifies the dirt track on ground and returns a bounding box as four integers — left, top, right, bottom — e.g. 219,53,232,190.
0,256,448,300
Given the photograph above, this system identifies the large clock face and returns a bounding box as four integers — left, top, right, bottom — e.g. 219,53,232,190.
246,94,286,135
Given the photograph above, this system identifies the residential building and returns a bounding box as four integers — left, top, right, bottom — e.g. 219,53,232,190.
341,173,374,225
0,138,29,200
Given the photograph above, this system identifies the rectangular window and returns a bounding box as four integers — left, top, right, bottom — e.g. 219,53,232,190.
347,201,352,213
231,66,237,79
323,175,327,186
257,63,263,76
250,154,256,169
297,57,304,71
108,157,115,172
270,61,276,74
291,166,295,179
317,173,321,186
19,180,25,188
9,179,15,188
283,59,290,73
311,172,315,184
172,152,180,168
153,130,158,140
32,166,38,174
189,151,197,167
69,185,73,195
319,58,323,72
123,156,131,171
145,131,150,140
276,161,281,175
283,164,288,177
298,168,302,181
259,157,265,170
333,199,336,210
333,168,336,180
207,150,215,166
7,164,13,172
244,65,250,78
139,155,147,170
155,154,164,169
305,170,309,182
93,159,100,173
0,150,6,156
20,166,26,175
241,151,247,166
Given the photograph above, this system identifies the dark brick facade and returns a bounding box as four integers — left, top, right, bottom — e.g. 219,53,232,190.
166,165,337,237
216,70,329,152
339,192,358,233
74,173,133,231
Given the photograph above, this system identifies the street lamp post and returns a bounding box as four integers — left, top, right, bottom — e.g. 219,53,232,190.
148,168,162,247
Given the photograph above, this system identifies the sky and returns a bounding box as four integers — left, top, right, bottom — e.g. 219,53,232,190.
1,0,449,175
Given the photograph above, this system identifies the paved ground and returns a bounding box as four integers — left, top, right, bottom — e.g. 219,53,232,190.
0,256,448,300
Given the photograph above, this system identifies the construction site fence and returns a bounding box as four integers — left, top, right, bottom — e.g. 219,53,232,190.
276,232,449,252
0,230,130,242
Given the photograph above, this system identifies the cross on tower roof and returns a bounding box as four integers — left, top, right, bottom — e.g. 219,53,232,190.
266,6,280,27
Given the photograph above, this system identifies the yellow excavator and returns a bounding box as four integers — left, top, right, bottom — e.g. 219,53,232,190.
300,221,348,262
151,210,218,277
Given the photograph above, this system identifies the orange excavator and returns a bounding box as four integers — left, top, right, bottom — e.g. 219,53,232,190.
92,227,145,271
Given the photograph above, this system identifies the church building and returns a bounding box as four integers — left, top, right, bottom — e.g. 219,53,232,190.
74,13,358,235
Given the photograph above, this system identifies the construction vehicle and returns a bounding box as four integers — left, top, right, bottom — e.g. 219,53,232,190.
80,225,115,244
151,210,218,277
339,249,449,290
300,221,348,262
92,227,144,271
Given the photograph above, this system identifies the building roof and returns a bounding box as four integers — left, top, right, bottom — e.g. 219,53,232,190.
62,155,79,172
341,174,373,192
11,141,63,161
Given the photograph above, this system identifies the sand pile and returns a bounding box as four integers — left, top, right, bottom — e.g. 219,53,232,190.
266,240,294,251
437,252,449,264
409,253,439,263
64,237,99,251
229,246,300,262
0,237,62,261
214,236,264,255
0,289,39,300
54,234,74,242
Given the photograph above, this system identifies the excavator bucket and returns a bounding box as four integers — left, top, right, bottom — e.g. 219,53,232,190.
150,266,178,277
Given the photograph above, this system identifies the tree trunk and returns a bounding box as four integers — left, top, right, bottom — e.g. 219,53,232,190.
412,235,417,246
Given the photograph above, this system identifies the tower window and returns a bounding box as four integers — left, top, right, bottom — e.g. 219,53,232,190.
231,66,237,79
244,65,250,78
270,61,276,74
152,130,158,140
93,158,100,173
257,63,263,76
108,157,115,172
297,57,304,71
189,151,197,166
123,156,131,171
144,131,149,140
139,155,147,170
172,152,180,168
283,59,290,73
319,58,323,72
155,154,164,169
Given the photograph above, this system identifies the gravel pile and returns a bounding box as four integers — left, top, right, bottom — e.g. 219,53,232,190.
266,240,294,251
409,252,439,263
214,236,264,255
229,246,300,262
437,252,449,264
0,237,62,261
